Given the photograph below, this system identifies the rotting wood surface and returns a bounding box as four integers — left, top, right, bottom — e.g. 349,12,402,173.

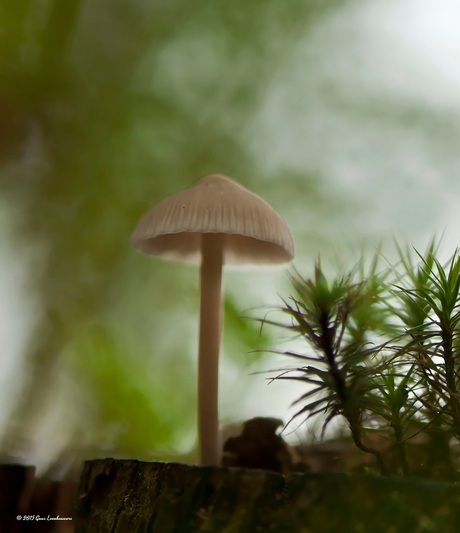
76,459,460,533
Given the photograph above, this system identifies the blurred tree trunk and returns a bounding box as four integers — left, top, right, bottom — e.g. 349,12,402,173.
0,463,76,533
39,0,82,81
0,464,35,533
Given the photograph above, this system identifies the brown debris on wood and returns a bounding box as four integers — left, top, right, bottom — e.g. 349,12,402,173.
221,417,293,473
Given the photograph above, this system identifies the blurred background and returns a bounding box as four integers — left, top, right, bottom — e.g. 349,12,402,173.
1,0,460,474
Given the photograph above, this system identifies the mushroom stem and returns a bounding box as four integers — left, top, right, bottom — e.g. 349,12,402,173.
198,233,224,465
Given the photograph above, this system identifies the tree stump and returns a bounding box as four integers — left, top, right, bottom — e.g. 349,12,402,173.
76,459,460,532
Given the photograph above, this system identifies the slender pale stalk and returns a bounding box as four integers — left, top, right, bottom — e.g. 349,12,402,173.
198,233,224,465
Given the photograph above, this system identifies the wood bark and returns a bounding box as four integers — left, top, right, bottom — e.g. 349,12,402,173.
76,459,460,532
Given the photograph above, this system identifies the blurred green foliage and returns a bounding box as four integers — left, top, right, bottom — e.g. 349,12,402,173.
0,0,349,465
69,325,195,459
3,0,458,469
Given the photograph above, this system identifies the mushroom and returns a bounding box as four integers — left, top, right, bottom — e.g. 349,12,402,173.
131,174,294,465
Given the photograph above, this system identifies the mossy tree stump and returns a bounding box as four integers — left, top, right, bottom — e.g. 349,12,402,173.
76,459,460,532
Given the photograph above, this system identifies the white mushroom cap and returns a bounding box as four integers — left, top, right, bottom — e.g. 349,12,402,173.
131,174,295,265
